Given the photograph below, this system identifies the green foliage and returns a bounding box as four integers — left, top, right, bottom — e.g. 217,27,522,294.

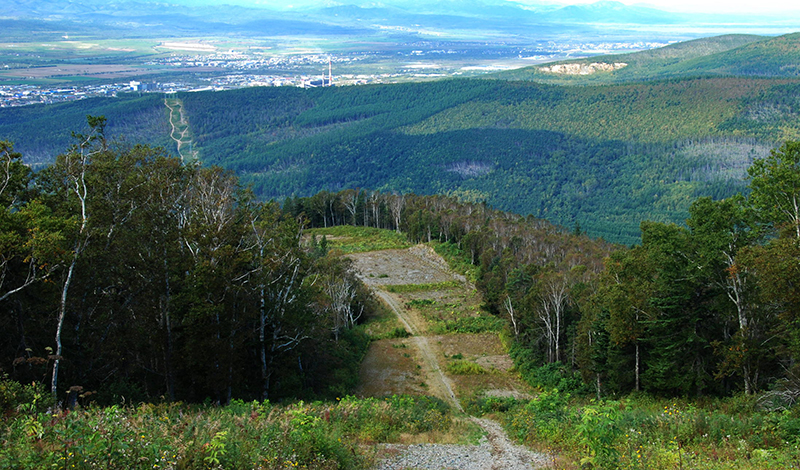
429,315,505,334
432,241,480,283
0,375,51,416
446,360,488,375
578,402,623,469
466,395,518,414
497,392,800,470
385,281,460,293
512,356,589,394
0,132,383,404
0,396,452,469
384,327,412,339
306,226,411,253
7,74,800,243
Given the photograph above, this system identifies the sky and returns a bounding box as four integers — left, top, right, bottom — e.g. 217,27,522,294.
241,0,800,16
550,0,798,14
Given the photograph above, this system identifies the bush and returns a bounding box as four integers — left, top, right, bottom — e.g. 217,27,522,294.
467,396,519,414
517,361,589,395
0,374,50,415
385,327,412,339
446,360,488,375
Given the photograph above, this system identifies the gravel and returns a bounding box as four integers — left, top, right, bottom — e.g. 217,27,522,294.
373,418,549,470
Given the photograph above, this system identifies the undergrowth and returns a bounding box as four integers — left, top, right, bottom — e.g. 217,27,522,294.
0,394,452,470
446,360,488,375
428,315,505,334
431,241,479,283
385,281,460,293
471,391,800,470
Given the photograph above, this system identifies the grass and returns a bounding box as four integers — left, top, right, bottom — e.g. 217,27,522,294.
431,241,480,284
384,327,412,339
429,315,505,334
0,395,453,470
479,391,800,470
307,226,412,254
405,296,504,334
360,297,405,340
385,281,460,293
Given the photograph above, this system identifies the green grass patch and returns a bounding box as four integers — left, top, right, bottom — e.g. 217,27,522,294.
307,226,412,253
446,360,488,375
385,281,460,293
361,299,404,340
431,241,480,283
429,315,506,334
406,298,436,307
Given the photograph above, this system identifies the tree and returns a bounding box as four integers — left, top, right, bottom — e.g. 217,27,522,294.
0,141,38,302
47,116,107,400
600,246,654,392
748,140,800,238
389,193,405,233
243,203,311,400
688,195,766,394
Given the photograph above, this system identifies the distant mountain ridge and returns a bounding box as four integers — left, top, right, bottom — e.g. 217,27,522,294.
1,0,791,39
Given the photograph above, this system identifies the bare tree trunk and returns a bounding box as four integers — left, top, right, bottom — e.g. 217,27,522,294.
389,193,404,233
52,127,97,400
635,341,640,392
343,191,358,226
503,296,519,338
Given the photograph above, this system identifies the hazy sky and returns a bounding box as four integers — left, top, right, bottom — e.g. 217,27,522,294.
247,0,800,16
552,0,797,14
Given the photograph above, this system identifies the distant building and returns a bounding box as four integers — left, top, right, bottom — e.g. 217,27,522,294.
302,77,334,88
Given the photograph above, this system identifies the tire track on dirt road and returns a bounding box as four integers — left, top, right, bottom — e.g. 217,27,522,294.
374,289,463,412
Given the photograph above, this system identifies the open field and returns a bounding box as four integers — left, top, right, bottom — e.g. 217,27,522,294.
0,64,144,79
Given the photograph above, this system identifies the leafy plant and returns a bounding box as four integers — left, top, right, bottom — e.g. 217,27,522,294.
446,360,488,375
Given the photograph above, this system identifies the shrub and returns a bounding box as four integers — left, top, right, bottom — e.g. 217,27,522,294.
446,360,488,375
0,374,50,415
385,327,412,339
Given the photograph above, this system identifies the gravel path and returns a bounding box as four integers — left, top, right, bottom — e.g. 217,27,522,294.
353,246,549,469
373,418,548,470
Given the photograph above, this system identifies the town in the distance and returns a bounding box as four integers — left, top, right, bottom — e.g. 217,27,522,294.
0,39,669,107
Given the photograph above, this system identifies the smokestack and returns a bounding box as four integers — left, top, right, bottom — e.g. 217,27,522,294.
329,57,333,87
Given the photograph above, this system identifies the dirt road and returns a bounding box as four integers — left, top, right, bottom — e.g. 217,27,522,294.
350,245,547,469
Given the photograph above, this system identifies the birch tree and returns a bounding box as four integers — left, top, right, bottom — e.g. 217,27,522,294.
49,116,107,400
749,141,800,238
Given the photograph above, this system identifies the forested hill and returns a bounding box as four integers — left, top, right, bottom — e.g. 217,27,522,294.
3,67,800,243
496,32,800,83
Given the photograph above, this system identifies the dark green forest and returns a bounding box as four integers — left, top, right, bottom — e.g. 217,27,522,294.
285,142,800,400
0,124,376,406
4,73,800,244
5,115,800,405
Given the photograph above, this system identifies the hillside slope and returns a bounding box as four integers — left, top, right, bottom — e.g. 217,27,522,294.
4,75,800,243
496,33,800,84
